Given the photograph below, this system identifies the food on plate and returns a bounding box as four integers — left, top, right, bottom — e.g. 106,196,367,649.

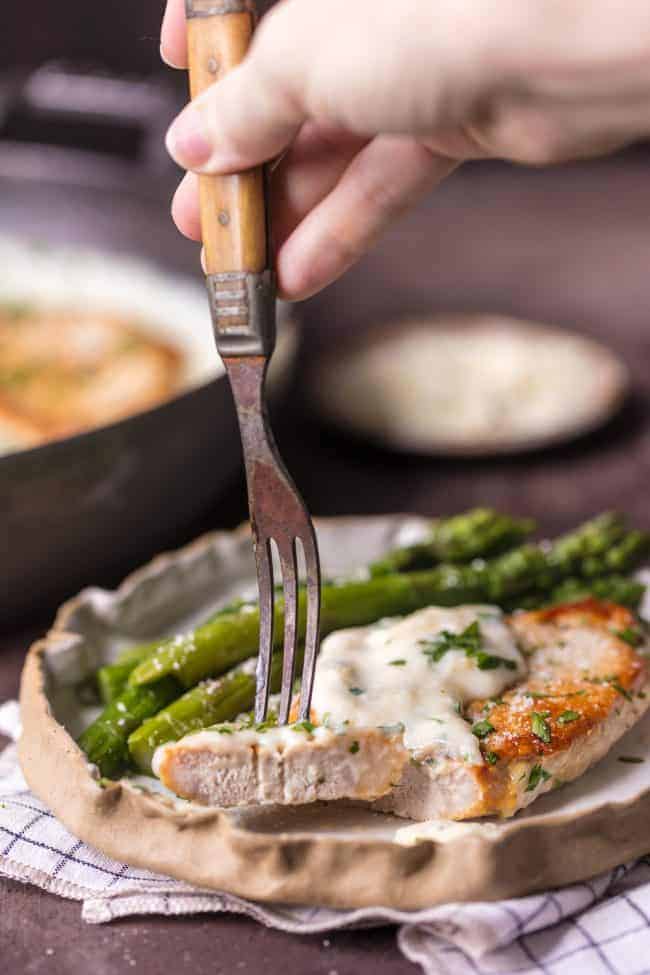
79,513,646,779
77,508,649,823
0,304,182,449
151,600,649,816
367,508,535,576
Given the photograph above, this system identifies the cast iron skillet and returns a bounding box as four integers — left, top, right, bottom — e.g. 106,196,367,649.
0,66,284,624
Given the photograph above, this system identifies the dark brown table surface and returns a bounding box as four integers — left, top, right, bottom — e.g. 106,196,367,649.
3,149,650,974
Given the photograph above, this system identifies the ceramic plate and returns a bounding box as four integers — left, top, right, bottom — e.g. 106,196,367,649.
19,517,650,910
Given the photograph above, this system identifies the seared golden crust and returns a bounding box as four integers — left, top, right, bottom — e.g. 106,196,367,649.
468,600,648,768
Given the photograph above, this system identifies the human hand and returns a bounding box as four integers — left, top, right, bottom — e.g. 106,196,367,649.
162,0,650,300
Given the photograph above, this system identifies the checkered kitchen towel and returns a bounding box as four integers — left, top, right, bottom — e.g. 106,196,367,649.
1,701,649,974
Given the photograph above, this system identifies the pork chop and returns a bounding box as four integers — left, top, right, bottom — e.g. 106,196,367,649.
153,600,649,818
376,600,649,819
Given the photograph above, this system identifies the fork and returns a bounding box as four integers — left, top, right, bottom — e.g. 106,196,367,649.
186,0,322,725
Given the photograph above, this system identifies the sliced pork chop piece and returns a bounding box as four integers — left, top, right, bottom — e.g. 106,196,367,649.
153,723,408,808
376,599,650,820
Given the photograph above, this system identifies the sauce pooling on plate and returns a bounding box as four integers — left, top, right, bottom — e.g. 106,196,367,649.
311,606,526,765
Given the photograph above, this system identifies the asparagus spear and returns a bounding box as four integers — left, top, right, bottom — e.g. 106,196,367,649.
579,529,650,578
128,653,291,774
96,599,258,705
369,508,535,576
97,641,161,705
129,564,487,689
129,515,645,690
545,574,646,609
77,677,180,779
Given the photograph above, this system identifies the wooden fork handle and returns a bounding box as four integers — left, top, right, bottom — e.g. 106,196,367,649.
186,0,267,275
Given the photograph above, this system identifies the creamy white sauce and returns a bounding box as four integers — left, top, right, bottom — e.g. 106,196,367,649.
395,818,502,845
311,606,526,765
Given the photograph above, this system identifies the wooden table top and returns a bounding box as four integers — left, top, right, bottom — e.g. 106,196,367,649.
3,149,650,974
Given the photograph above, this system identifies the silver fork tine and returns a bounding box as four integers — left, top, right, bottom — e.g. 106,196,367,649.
297,529,322,721
254,537,275,723
278,538,299,725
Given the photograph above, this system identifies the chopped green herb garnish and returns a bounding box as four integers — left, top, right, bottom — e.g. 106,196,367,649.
420,621,482,662
420,620,516,672
484,751,499,765
3,302,31,320
349,741,360,754
472,719,494,739
531,712,552,743
526,764,551,791
293,720,316,735
348,687,365,696
557,710,581,725
618,755,644,764
253,716,278,733
475,652,517,671
585,675,634,701
388,659,407,666
528,689,587,701
214,724,234,735
378,721,406,735
240,711,278,732
615,627,643,647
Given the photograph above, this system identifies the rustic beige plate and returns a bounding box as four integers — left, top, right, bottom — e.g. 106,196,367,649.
19,516,650,910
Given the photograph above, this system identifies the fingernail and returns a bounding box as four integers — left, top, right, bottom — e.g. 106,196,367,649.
166,105,212,168
160,42,183,70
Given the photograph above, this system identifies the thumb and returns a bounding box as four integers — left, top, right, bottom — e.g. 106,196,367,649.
165,12,307,174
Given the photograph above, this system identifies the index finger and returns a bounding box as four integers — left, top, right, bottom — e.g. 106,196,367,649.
161,0,188,69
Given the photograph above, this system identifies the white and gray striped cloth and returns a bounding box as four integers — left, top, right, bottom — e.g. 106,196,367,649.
1,700,649,974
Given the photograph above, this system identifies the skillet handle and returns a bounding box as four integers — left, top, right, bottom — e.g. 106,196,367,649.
185,0,268,276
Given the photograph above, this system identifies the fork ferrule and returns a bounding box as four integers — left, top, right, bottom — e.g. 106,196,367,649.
207,269,276,358
186,0,256,15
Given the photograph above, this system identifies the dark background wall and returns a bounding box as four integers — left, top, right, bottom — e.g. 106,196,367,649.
2,1,275,75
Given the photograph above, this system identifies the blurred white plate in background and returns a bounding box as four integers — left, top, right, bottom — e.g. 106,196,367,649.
310,314,629,455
